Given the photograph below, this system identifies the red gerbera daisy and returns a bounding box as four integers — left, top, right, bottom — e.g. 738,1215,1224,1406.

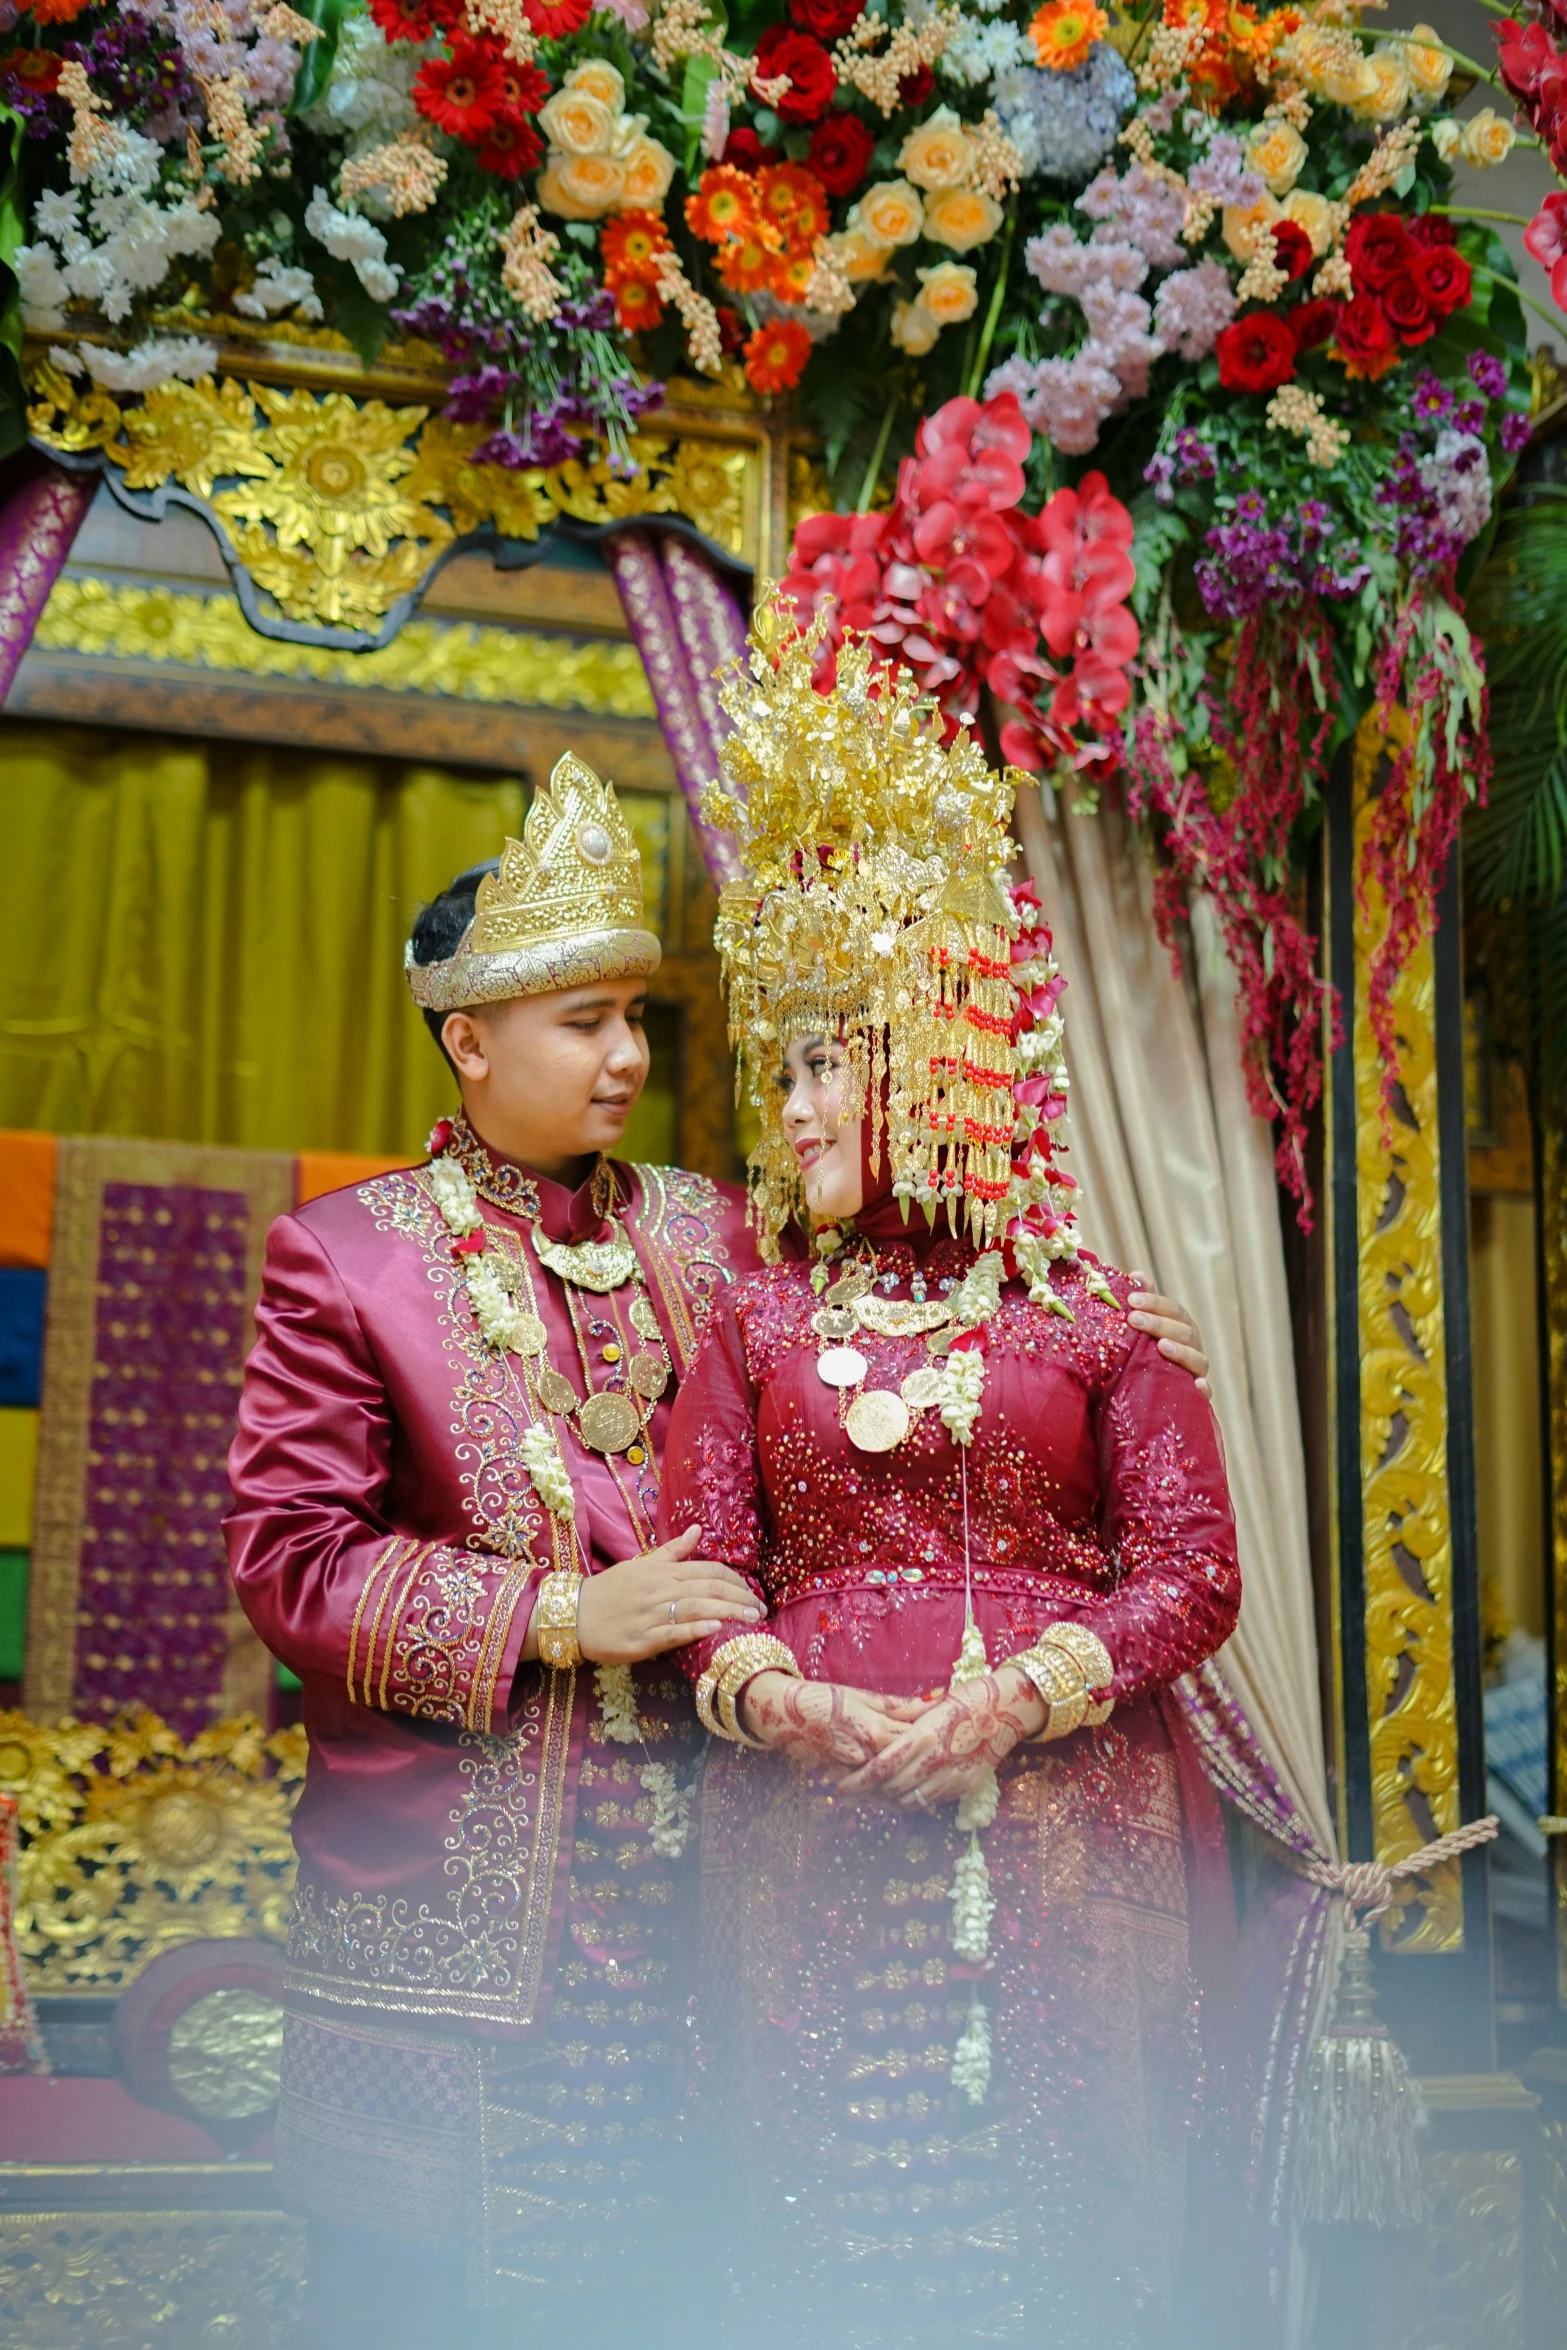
612,278,665,332
498,60,549,113
413,38,507,139
1,47,64,90
368,0,461,41
743,317,812,393
474,116,544,175
524,0,591,34
601,210,671,286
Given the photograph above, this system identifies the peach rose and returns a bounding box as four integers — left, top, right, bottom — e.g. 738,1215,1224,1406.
619,134,675,206
564,58,626,112
1352,50,1412,121
1400,25,1452,107
1246,121,1306,195
915,259,979,325
827,228,890,282
898,104,976,192
538,88,616,157
922,184,1003,253
1461,106,1516,167
543,149,626,216
1222,191,1281,261
1283,188,1334,255
1289,29,1378,108
851,178,925,249
891,298,940,355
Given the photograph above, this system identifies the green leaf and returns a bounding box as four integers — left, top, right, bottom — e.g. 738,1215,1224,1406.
680,54,718,176
288,0,347,118
0,104,23,462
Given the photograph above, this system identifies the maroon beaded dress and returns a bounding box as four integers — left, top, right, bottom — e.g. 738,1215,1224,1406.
660,1194,1242,2349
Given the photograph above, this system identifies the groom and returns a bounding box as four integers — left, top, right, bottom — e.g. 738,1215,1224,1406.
227,755,1210,2347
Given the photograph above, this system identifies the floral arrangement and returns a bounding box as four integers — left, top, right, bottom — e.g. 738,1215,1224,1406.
0,0,1555,1210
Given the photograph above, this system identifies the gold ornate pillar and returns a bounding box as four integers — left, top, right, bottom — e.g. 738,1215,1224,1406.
1542,1133,1567,2002
1322,715,1494,2064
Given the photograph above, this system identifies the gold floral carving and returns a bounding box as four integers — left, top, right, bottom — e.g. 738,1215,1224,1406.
1351,714,1462,1952
1365,2151,1527,2347
25,361,755,634
1544,2117,1567,2289
0,2211,304,2349
0,1710,304,1995
1543,1132,1567,2001
33,575,655,720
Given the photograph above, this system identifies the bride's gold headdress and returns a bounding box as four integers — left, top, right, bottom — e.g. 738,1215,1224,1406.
706,604,1081,1256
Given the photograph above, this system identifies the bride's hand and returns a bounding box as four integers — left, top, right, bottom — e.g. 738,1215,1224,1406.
739,1673,926,1783
833,1667,1046,1807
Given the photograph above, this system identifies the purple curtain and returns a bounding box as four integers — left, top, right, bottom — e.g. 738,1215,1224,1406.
605,528,751,886
0,458,96,704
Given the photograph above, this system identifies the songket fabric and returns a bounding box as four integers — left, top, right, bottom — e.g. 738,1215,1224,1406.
225,1126,752,2308
660,1216,1243,2348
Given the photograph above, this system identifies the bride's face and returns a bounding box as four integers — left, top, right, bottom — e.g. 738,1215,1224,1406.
779,1032,865,1223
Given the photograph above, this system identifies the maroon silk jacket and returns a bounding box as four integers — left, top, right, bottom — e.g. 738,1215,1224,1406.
225,1136,753,2036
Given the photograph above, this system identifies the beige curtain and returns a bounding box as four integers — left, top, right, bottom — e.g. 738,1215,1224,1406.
1015,782,1336,1860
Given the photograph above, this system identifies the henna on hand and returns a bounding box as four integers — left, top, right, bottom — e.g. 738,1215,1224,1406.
740,1675,920,1783
835,1669,1046,1803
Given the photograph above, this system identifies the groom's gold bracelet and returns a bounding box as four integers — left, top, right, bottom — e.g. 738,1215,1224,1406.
696,1633,800,1746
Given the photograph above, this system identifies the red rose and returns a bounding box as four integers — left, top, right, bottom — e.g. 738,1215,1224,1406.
1408,213,1457,248
368,0,461,41
1288,297,1337,353
1345,210,1413,295
790,0,859,37
753,24,837,122
1214,311,1297,393
1330,292,1399,381
1382,268,1434,344
1270,219,1314,282
808,109,874,195
722,126,781,170
1419,245,1472,316
898,63,934,107
716,304,747,355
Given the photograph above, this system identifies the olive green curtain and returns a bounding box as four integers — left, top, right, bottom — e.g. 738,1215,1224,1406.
0,720,677,1161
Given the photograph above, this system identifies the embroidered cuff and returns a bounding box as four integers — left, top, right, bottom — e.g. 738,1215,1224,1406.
347,1537,541,1732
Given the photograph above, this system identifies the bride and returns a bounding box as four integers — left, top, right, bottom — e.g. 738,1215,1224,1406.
659,613,1245,2348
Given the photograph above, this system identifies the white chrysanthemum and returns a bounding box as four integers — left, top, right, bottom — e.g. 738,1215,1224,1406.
76,334,219,391
303,10,428,143
939,1346,986,1446
596,1663,641,1742
304,185,401,300
951,1993,992,2104
641,1761,694,1858
521,1423,575,1518
233,256,322,319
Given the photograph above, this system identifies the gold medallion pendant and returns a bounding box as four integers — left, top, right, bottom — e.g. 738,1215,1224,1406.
812,1306,857,1341
531,1225,639,1293
630,1296,662,1340
825,1267,874,1306
510,1311,549,1357
846,1390,911,1452
817,1345,869,1389
900,1367,945,1410
855,1296,953,1340
576,1391,643,1453
628,1350,669,1401
537,1368,579,1415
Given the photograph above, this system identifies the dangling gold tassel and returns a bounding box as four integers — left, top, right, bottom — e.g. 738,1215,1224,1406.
1293,1923,1427,2228
1295,1816,1501,2229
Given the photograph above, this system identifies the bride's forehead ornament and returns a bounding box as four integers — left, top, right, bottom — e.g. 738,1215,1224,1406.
702,598,1084,1269
406,751,661,1013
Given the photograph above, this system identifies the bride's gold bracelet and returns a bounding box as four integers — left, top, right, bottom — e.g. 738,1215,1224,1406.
1007,1622,1115,1739
696,1633,800,1746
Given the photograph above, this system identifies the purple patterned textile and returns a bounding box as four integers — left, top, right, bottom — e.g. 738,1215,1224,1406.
605,528,750,886
1177,1657,1334,2306
0,459,96,703
74,1182,254,1735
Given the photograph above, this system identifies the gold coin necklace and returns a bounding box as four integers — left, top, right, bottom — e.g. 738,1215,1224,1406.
811,1248,959,1455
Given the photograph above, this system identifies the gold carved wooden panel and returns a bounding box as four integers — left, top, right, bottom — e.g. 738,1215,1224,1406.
1543,1133,1567,1999
0,2212,304,2349
1351,715,1462,1950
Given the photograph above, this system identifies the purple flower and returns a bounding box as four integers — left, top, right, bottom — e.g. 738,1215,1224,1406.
1172,427,1216,481
1411,371,1451,423
1468,350,1508,400
1145,450,1177,506
1501,411,1532,453
1452,399,1486,436
1188,134,1263,210
1195,515,1303,618
445,364,512,422
1152,259,1236,362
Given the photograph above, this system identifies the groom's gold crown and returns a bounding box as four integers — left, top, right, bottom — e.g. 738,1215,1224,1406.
407,752,661,1012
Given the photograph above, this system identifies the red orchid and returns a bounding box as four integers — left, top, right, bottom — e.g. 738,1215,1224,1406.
1525,192,1567,309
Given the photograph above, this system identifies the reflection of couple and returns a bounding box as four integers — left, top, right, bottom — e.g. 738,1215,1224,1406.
227,612,1240,2350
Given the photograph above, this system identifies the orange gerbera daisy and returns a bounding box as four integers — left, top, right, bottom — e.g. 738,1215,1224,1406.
716,230,781,294
743,317,812,396
769,249,816,303
612,277,665,332
755,161,830,253
684,164,757,246
600,209,670,287
1027,0,1109,71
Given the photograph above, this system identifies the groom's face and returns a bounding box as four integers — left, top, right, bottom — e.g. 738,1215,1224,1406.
440,981,651,1174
